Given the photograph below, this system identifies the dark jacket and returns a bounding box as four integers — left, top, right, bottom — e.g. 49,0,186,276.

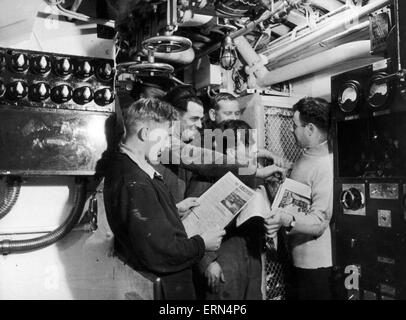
103,152,205,300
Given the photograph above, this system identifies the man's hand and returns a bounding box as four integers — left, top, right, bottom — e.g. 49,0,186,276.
257,149,293,169
200,228,226,251
264,212,283,238
205,261,225,293
256,164,287,180
265,211,293,238
176,197,200,219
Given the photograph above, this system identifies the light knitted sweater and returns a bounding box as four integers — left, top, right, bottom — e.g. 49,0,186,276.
288,141,334,269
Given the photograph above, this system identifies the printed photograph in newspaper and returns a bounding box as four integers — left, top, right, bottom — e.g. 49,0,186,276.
272,178,311,216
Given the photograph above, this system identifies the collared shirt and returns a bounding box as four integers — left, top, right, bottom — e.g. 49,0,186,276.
119,143,162,180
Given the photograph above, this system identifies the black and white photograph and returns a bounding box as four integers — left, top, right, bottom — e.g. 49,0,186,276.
0,0,405,312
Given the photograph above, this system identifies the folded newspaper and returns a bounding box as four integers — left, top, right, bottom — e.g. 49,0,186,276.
182,172,257,238
271,178,311,216
182,173,311,238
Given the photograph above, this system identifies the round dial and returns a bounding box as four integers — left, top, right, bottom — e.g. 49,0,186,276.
54,58,72,77
74,60,93,79
96,62,114,81
340,188,365,211
73,86,93,104
31,55,51,74
30,82,51,102
367,73,393,109
10,53,29,72
338,81,361,113
94,88,114,106
6,81,28,100
51,84,73,103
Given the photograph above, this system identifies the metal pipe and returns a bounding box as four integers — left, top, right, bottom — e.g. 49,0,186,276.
262,4,352,52
262,0,389,67
194,0,305,60
0,177,21,221
309,0,343,12
0,179,87,255
266,20,371,70
258,40,372,86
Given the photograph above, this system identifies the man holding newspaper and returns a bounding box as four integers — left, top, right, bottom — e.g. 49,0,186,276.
265,97,334,300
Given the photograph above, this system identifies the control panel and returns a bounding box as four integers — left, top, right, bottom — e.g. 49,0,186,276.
0,48,115,113
0,48,116,176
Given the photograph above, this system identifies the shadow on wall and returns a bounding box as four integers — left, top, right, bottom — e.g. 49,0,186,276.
55,183,154,300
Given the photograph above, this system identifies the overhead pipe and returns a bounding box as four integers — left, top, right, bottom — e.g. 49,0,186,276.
262,3,352,52
309,0,343,12
258,40,372,86
266,20,371,70
261,0,390,68
194,0,305,60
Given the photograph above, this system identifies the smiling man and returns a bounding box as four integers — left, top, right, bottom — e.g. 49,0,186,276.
208,93,241,125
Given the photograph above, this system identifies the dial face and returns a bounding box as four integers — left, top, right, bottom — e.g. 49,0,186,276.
338,82,360,113
367,78,390,108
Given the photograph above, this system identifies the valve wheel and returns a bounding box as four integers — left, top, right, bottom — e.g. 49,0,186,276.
142,35,192,53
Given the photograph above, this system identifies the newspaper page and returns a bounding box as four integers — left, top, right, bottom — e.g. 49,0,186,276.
182,172,256,238
271,178,311,216
236,185,272,227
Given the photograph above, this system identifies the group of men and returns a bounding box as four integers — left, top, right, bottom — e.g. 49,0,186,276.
103,82,334,300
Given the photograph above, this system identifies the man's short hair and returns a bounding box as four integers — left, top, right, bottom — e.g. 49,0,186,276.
164,85,203,114
213,120,254,155
292,97,331,133
123,98,175,137
211,92,237,111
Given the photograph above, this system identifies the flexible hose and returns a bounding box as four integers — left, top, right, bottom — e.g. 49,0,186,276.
0,178,22,221
0,179,87,255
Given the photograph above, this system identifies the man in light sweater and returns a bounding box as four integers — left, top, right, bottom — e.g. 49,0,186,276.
265,97,333,300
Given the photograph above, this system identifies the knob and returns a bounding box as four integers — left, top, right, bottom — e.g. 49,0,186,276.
54,58,72,77
0,80,5,97
96,62,114,81
350,238,357,248
30,82,51,101
31,55,51,74
10,53,29,72
94,88,114,106
340,187,365,211
73,86,93,104
6,81,28,99
0,53,5,70
74,60,93,78
51,84,73,103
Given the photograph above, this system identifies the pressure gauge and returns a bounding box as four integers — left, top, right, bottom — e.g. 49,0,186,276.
367,73,393,109
337,81,362,113
340,187,365,211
